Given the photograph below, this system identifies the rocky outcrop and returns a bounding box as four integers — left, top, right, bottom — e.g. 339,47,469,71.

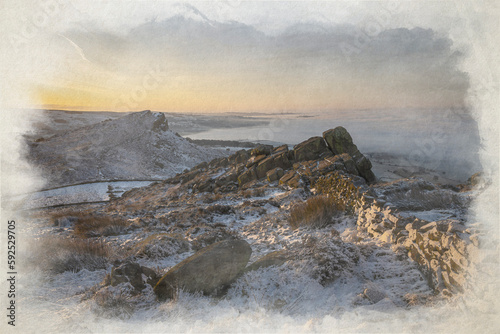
322,126,355,155
233,150,250,164
238,167,257,186
166,126,375,192
151,112,169,132
277,155,366,189
323,127,375,182
154,239,252,301
255,153,292,179
278,170,302,188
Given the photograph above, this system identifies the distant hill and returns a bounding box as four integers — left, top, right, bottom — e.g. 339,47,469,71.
28,110,228,187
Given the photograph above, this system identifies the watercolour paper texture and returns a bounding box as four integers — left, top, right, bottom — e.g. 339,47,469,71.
0,1,499,333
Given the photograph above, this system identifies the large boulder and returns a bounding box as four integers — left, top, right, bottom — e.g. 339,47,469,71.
232,150,250,164
293,136,331,162
215,170,238,187
192,175,215,193
251,144,273,156
154,239,252,300
337,153,359,176
273,152,292,169
246,154,267,168
267,167,284,182
272,144,288,155
279,170,302,188
255,153,291,179
323,127,356,155
323,127,375,182
238,167,257,186
255,156,278,179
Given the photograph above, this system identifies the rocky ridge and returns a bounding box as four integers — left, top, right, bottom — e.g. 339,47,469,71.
159,125,375,196
28,110,228,187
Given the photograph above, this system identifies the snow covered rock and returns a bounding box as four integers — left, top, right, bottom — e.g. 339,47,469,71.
154,239,252,300
103,261,160,292
363,285,388,304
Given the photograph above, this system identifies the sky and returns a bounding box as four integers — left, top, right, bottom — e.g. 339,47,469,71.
0,1,491,113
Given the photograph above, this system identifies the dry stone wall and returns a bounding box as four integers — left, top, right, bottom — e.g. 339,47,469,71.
356,196,478,296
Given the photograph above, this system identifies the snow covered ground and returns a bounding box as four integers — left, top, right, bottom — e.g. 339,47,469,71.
16,181,496,334
27,110,229,187
8,109,496,333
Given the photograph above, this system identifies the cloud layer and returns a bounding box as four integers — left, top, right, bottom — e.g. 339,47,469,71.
32,4,468,112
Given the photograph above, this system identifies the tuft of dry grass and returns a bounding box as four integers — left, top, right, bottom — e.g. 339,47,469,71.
131,233,189,259
74,215,129,238
93,285,134,319
45,209,129,237
47,209,87,227
32,237,112,274
288,195,346,229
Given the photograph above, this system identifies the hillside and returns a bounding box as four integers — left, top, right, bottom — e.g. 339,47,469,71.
28,110,228,187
